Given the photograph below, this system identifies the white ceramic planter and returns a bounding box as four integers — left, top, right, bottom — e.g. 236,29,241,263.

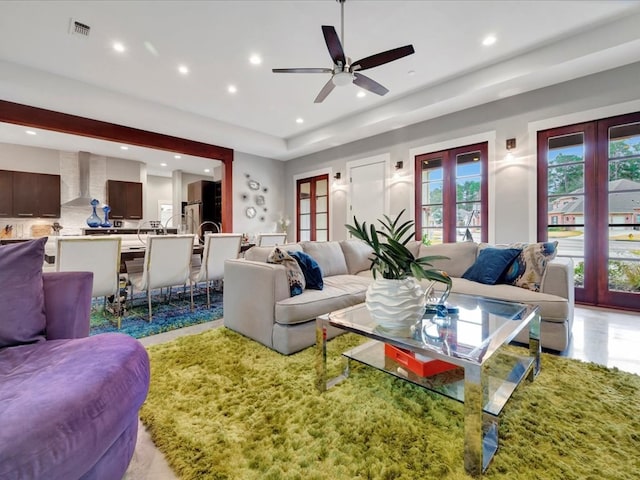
365,277,426,336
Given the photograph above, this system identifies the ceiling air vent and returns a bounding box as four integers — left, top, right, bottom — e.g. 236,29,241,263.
69,18,90,36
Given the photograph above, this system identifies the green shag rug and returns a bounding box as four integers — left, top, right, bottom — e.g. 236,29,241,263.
140,328,640,480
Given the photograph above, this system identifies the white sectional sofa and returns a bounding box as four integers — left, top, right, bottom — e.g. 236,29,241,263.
223,240,574,355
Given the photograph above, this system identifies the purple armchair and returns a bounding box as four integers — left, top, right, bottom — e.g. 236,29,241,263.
0,272,150,479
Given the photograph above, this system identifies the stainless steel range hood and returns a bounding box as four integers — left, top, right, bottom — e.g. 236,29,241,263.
62,151,94,207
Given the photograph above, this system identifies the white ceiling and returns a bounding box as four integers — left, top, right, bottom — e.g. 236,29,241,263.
1,0,640,174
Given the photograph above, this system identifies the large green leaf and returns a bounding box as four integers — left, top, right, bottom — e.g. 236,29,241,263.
345,209,451,284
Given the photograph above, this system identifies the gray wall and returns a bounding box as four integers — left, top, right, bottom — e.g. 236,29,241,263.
283,61,640,244
233,151,285,238
3,61,640,241
146,175,173,223
0,142,59,173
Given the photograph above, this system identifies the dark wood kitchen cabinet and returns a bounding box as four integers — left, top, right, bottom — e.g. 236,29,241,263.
12,171,61,218
107,180,143,220
0,170,12,217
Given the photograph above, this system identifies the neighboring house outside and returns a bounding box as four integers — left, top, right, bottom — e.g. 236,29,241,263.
549,179,640,229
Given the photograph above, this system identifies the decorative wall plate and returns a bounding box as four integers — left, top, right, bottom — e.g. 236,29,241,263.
248,180,260,190
245,206,257,218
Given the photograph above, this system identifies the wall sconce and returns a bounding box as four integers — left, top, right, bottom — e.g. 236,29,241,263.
333,172,341,180
506,138,516,150
395,161,403,170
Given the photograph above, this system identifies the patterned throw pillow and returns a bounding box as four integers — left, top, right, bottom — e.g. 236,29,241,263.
500,241,558,292
288,250,323,290
267,247,305,297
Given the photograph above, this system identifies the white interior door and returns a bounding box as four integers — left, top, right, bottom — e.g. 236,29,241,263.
348,158,387,232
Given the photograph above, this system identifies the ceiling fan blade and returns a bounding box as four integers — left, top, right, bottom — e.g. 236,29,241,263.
322,25,346,66
353,73,389,96
350,45,415,72
272,68,333,74
314,78,336,103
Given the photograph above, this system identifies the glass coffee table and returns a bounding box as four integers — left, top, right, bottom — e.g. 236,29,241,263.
316,292,540,477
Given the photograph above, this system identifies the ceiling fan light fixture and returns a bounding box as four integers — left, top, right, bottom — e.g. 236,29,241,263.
332,71,352,87
272,0,414,102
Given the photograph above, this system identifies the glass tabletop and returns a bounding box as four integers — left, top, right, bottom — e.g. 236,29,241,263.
326,292,539,367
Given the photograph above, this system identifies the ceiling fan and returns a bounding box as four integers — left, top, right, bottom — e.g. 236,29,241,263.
272,0,415,103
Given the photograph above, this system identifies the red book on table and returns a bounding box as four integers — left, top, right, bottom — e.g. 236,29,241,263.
384,344,458,377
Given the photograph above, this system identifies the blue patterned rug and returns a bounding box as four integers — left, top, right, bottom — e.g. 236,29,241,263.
90,287,223,339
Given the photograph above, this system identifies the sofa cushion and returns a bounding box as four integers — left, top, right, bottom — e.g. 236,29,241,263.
0,333,150,479
443,277,569,322
340,239,374,275
462,247,522,285
274,275,371,325
301,241,348,277
0,238,47,348
267,247,305,296
244,243,302,263
498,242,558,292
418,241,479,278
289,251,323,290
406,240,421,258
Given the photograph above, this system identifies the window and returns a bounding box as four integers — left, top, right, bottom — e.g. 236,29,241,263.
296,174,329,242
538,111,640,309
414,142,488,244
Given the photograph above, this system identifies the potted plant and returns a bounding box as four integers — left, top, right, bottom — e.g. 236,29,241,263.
346,210,452,334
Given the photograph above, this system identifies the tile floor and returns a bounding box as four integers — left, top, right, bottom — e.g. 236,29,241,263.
123,307,640,479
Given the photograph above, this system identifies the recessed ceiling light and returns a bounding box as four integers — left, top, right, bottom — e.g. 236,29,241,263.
296,118,304,124
25,130,37,135
178,65,189,75
356,91,366,98
482,35,497,46
407,70,416,76
249,54,262,65
113,42,125,53
174,155,181,159
204,168,211,173
160,163,167,167
228,85,237,94
120,146,129,150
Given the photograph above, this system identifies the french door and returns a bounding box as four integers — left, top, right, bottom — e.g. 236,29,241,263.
538,112,640,309
414,142,488,244
296,174,329,242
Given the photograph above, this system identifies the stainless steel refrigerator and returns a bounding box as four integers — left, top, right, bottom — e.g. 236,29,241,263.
184,202,221,237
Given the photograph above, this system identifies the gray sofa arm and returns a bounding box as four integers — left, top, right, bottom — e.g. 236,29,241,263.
223,259,289,349
541,257,574,300
541,257,575,326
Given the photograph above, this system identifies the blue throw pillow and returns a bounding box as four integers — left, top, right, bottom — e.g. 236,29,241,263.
462,247,522,285
289,251,324,290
